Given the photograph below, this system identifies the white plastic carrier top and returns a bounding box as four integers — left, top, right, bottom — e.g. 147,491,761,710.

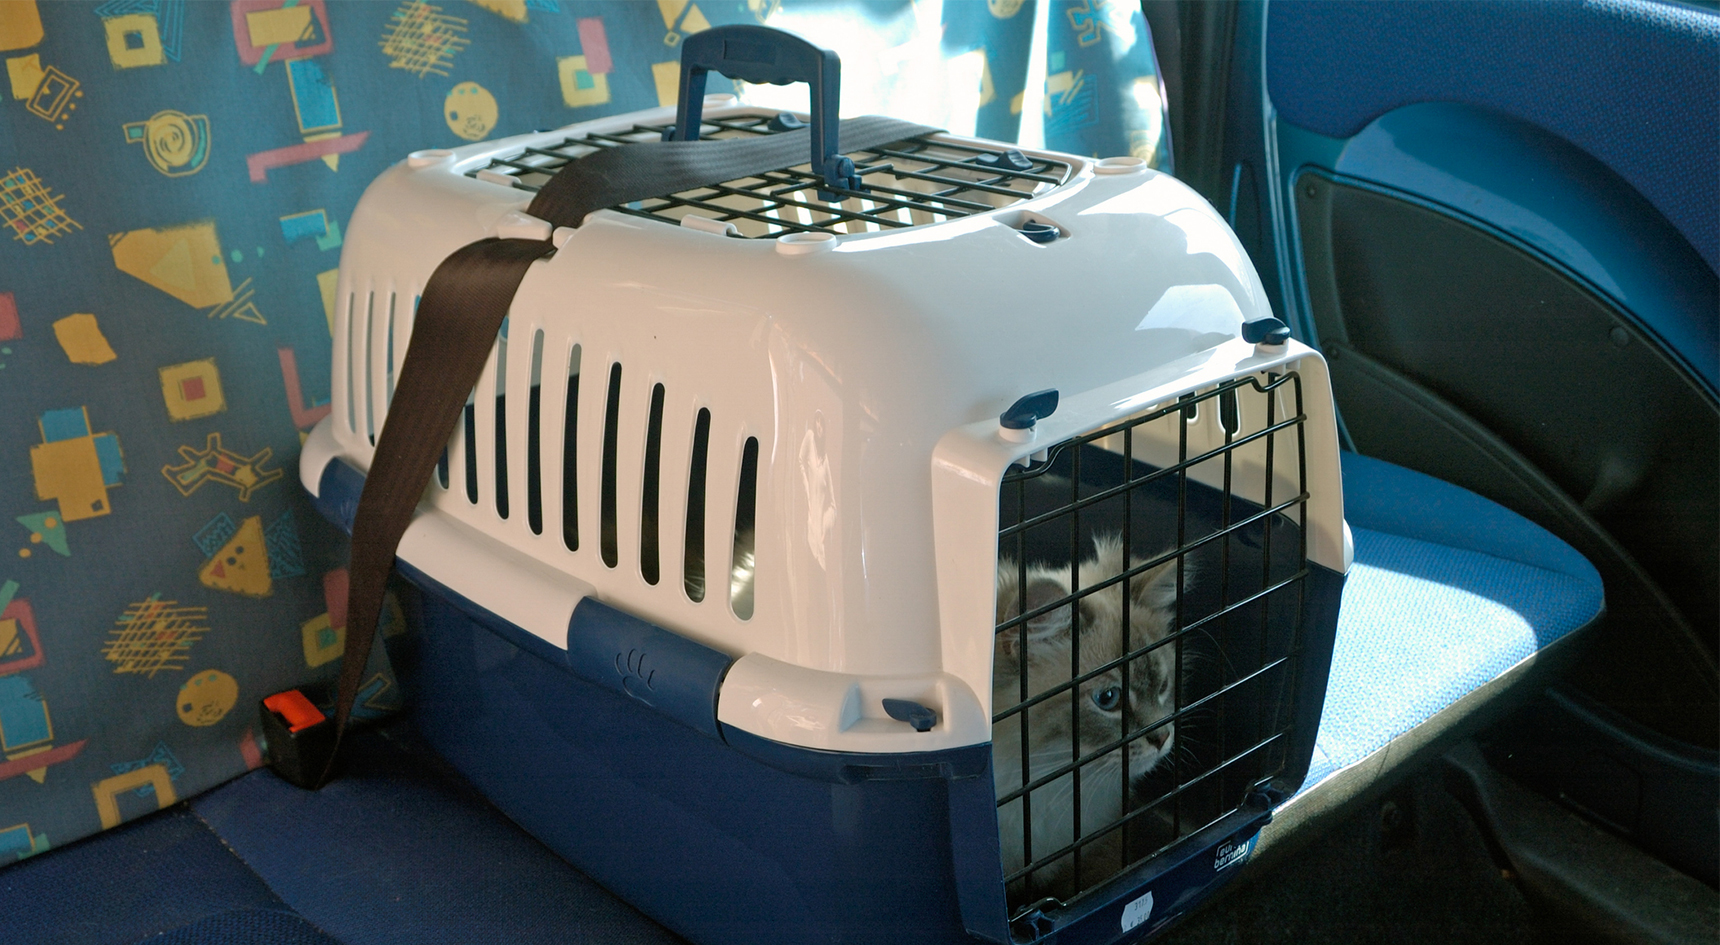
300,96,1347,757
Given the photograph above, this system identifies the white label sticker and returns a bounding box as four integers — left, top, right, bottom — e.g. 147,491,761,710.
1120,889,1155,933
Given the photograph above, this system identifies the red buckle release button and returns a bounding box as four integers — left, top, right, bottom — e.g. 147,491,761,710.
263,690,327,733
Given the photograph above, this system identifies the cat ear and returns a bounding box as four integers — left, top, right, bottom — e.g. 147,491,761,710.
1131,558,1184,614
1021,576,1072,640
1086,534,1124,586
997,573,1071,659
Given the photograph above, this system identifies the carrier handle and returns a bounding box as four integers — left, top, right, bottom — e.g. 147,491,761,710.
670,25,861,197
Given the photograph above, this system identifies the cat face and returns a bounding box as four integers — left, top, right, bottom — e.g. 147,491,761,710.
994,535,1183,789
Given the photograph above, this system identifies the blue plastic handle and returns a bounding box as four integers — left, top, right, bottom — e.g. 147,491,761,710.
671,25,858,196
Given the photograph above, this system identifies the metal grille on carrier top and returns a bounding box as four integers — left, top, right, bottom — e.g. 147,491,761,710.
994,371,1311,922
465,114,1072,238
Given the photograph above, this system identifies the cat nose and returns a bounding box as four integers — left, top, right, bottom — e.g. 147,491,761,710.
1144,728,1169,750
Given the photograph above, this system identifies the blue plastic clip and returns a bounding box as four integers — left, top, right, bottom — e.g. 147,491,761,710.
1245,783,1288,811
882,698,937,733
1000,389,1059,430
1020,221,1059,244
973,149,1032,172
820,154,863,202
1241,317,1292,346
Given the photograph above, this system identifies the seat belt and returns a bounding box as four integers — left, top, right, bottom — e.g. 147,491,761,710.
269,116,932,789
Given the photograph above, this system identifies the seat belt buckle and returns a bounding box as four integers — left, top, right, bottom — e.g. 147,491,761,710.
260,686,336,788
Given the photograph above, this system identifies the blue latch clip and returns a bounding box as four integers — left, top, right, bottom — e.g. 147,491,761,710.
1000,389,1059,430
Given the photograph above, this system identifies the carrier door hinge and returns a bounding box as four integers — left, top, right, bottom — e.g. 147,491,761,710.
998,389,1059,443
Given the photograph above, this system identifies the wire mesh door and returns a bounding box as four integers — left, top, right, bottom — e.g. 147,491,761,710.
993,371,1311,919
467,113,1071,238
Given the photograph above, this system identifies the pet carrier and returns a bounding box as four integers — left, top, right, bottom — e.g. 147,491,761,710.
293,26,1347,945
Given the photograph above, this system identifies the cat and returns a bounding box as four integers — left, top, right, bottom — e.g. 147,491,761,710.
993,533,1186,904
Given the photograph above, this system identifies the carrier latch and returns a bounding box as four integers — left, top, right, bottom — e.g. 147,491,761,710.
881,698,937,733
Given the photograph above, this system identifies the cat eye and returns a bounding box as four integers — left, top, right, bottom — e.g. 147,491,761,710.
1092,686,1123,712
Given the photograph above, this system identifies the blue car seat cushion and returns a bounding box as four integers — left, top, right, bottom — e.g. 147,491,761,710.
1266,0,1720,274
1278,454,1602,816
0,806,316,945
149,911,345,945
189,729,685,945
1302,526,1600,790
2,727,685,945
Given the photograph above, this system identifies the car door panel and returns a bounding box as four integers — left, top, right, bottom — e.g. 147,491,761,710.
1178,0,1720,894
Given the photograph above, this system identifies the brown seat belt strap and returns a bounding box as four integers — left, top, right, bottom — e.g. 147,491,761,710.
324,237,556,780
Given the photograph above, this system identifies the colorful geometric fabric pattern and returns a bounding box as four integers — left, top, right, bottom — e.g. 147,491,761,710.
0,0,1166,863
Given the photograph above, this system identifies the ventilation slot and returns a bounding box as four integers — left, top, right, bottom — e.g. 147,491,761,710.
341,292,356,434
493,324,509,520
526,330,544,535
600,362,622,568
730,436,759,620
463,398,478,504
639,383,667,584
385,294,397,407
562,344,582,551
363,292,377,445
683,408,711,602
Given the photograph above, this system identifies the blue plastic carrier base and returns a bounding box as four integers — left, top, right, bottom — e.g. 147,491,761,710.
311,458,1335,945
386,581,1273,945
